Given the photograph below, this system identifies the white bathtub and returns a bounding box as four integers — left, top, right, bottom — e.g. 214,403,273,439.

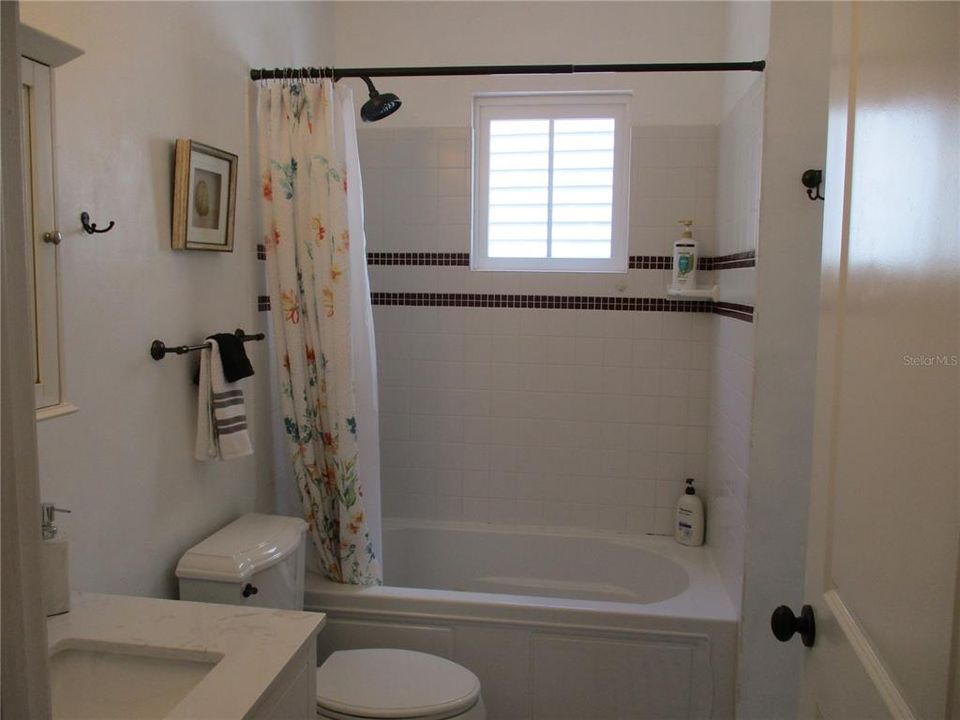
306,520,737,720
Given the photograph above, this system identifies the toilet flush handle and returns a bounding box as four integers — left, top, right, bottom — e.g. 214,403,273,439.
242,583,258,598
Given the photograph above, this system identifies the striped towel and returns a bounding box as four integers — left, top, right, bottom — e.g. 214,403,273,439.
195,338,253,461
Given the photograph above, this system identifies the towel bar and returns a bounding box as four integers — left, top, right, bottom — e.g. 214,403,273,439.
150,328,265,361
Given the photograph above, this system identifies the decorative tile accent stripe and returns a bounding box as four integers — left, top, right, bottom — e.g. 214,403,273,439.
713,301,754,323
371,292,714,313
701,250,756,271
365,251,756,270
367,252,470,266
629,255,673,270
257,291,754,320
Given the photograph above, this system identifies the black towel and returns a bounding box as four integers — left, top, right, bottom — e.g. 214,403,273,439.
208,333,255,382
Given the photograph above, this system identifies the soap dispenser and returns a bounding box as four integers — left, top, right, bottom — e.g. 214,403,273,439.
40,503,71,616
671,220,698,290
675,479,705,546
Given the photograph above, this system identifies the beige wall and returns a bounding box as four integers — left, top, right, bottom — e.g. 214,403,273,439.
720,1,770,117
333,1,742,127
20,0,334,598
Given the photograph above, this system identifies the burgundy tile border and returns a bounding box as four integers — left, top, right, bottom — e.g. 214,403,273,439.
629,255,673,270
257,292,754,321
713,301,754,323
370,292,714,313
366,252,470,267
364,250,756,270
702,250,757,271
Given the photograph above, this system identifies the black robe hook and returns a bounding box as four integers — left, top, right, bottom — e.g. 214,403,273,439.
801,169,824,201
80,211,115,234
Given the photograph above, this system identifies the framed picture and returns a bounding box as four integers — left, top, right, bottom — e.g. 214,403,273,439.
172,139,237,251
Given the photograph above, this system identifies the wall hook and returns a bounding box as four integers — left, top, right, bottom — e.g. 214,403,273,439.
801,169,824,201
80,211,115,234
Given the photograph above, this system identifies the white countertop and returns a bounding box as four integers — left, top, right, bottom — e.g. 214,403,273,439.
47,592,325,719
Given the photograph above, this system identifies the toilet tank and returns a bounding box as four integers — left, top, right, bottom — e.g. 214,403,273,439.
176,513,307,610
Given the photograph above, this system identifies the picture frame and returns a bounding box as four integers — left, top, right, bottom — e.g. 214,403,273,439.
172,139,238,252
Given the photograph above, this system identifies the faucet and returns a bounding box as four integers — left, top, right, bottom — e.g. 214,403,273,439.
41,503,71,540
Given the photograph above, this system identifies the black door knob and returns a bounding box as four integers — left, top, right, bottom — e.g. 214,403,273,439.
771,604,816,647
242,583,258,598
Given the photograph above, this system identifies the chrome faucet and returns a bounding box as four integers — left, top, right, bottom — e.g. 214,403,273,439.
41,503,71,540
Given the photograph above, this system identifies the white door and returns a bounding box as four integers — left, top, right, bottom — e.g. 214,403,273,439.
795,3,960,719
20,56,62,410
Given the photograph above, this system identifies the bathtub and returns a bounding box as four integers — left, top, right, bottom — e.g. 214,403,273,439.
306,520,737,720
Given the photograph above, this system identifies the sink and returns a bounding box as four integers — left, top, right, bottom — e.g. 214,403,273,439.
49,643,220,720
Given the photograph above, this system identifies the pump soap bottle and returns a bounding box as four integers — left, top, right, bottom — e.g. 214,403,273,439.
671,220,698,290
40,503,71,616
675,478,705,546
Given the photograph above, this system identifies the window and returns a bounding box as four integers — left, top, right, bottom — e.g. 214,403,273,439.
21,56,71,418
472,93,631,273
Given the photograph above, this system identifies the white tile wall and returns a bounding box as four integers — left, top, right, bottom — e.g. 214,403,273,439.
704,77,763,610
376,307,712,535
356,121,758,539
714,78,764,304
630,126,717,258
706,315,754,607
359,125,718,261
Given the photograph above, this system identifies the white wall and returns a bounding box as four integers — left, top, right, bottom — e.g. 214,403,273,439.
21,0,334,599
737,4,832,717
334,1,741,127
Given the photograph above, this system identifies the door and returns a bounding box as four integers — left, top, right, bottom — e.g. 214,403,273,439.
20,55,62,410
796,3,960,719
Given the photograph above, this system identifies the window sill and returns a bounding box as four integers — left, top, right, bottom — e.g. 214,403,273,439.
36,401,79,422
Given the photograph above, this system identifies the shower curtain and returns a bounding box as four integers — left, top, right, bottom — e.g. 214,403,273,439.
257,80,382,585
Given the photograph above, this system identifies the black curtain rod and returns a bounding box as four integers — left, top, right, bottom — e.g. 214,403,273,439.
249,61,765,81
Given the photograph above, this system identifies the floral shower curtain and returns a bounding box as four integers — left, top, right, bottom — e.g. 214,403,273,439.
257,80,382,585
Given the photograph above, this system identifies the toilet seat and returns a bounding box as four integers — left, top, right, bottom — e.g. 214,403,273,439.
316,649,481,720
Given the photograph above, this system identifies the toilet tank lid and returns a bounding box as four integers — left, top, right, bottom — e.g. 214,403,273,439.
175,513,307,582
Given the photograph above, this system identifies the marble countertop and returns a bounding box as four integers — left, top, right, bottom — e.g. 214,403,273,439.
47,592,325,719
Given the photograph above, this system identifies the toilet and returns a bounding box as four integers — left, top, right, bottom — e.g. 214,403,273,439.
175,513,485,720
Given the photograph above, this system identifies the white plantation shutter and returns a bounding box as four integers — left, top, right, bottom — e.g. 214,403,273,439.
550,118,615,258
474,94,630,272
488,119,550,258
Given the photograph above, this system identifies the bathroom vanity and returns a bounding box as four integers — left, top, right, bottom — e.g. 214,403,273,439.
47,592,325,719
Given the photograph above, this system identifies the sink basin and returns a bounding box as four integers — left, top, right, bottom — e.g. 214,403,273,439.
50,644,220,720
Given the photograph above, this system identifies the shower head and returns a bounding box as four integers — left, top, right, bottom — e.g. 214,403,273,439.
360,76,402,122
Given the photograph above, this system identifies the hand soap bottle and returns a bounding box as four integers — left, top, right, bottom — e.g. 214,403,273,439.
675,479,704,546
40,503,71,616
671,220,698,290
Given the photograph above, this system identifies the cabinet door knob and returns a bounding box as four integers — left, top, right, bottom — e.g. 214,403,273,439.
43,231,62,245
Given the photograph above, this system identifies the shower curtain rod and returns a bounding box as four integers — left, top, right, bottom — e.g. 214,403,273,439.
249,61,765,81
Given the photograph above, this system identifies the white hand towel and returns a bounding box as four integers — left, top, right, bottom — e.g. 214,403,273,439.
195,339,253,461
